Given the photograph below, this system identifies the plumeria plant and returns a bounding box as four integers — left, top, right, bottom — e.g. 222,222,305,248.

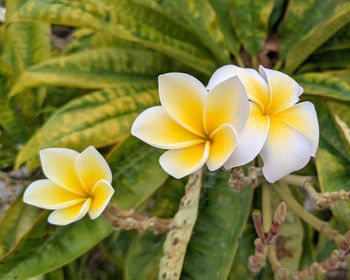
0,0,350,279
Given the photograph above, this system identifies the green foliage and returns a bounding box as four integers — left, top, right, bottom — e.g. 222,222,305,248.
181,171,253,280
0,0,349,279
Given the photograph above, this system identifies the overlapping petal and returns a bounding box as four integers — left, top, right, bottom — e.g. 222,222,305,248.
40,148,86,195
260,119,313,183
259,66,303,115
89,180,115,219
48,198,92,226
158,73,207,137
207,65,269,112
24,146,115,226
75,146,112,192
207,124,238,171
272,102,319,156
224,102,270,169
205,76,248,134
159,142,210,179
23,179,85,210
131,106,204,149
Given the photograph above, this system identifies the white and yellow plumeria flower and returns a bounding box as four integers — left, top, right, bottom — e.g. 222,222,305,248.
131,72,249,179
23,146,114,226
208,65,319,183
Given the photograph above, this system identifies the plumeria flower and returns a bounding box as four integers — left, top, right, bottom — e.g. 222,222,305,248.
208,65,319,183
23,146,114,226
131,73,249,179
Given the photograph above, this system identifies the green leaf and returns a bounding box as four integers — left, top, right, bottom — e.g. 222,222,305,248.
104,0,217,75
316,24,350,53
268,0,287,32
328,102,350,162
10,0,109,30
207,0,241,60
1,0,51,142
9,48,184,98
229,0,274,56
15,83,158,169
279,0,350,74
299,49,350,72
168,0,230,64
12,0,216,75
125,232,165,280
108,137,169,210
124,179,184,280
0,136,168,279
294,72,350,102
0,213,112,280
315,102,350,228
159,170,202,280
181,170,253,280
228,222,255,280
0,199,26,256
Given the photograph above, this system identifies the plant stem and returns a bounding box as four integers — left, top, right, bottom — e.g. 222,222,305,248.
281,174,314,187
272,183,344,245
262,184,272,232
103,205,173,234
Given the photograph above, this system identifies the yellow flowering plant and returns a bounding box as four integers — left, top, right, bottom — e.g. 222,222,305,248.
1,0,350,279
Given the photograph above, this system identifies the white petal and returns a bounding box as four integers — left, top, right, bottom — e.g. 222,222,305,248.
207,124,238,171
48,198,91,226
260,119,313,183
207,65,269,112
131,106,204,149
273,101,319,156
75,146,112,193
205,76,249,134
40,148,86,195
23,179,84,210
89,179,115,219
259,66,303,114
224,102,270,169
158,73,207,137
159,142,210,179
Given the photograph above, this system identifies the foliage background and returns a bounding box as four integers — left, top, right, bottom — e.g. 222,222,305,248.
0,0,349,279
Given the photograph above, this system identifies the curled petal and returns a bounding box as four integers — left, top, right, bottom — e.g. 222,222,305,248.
207,65,269,112
23,179,84,210
159,142,210,179
75,146,112,192
259,66,303,115
224,102,270,169
158,73,207,137
207,124,238,171
40,148,86,195
260,119,312,183
89,180,115,219
273,102,319,156
205,76,249,134
48,198,91,226
131,106,204,149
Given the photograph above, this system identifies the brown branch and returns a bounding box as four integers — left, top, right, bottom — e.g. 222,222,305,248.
269,230,350,280
282,175,350,209
103,205,173,234
228,167,262,192
248,202,287,275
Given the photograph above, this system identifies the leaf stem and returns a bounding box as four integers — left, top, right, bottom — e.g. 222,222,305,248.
272,183,344,245
262,184,272,231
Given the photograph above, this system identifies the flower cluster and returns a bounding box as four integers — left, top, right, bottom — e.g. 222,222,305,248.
23,65,319,226
132,65,319,183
